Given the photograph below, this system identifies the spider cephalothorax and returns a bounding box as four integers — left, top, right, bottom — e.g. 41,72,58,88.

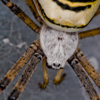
40,24,78,69
0,0,100,100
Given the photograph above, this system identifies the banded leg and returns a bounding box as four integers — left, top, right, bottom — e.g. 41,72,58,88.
0,40,39,94
25,0,42,23
1,0,40,32
79,27,100,39
76,50,100,89
53,69,66,85
8,49,44,100
68,57,100,100
38,57,49,89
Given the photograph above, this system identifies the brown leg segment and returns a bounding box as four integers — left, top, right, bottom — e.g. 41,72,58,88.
79,27,100,39
25,0,39,18
8,49,44,100
53,69,66,85
76,50,100,89
38,57,49,89
68,57,100,100
0,40,39,94
25,0,42,24
1,0,40,32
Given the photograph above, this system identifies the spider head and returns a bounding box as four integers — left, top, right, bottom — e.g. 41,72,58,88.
40,24,78,70
46,57,66,69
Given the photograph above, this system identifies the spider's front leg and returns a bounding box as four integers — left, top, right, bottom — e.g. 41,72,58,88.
8,49,44,100
76,50,100,89
0,40,40,94
68,56,100,100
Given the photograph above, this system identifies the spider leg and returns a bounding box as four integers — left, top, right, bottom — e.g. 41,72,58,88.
53,69,66,85
75,50,100,89
25,0,42,23
38,57,49,89
68,56,100,100
0,40,39,94
25,0,39,18
7,49,44,100
94,6,100,17
1,0,40,32
79,27,100,39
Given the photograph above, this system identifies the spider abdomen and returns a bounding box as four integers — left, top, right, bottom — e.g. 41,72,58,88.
35,0,100,32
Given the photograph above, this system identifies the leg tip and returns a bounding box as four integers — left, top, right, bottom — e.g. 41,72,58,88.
7,89,20,100
8,96,16,100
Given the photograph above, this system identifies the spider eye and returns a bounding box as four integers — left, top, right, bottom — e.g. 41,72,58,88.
53,63,60,67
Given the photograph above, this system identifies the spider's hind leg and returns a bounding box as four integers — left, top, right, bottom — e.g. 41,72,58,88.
38,57,49,89
1,0,40,32
79,27,100,39
25,0,42,24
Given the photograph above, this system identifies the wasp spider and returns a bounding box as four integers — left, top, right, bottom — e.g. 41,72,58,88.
0,0,100,100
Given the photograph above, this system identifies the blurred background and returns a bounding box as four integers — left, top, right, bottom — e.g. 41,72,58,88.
0,0,100,100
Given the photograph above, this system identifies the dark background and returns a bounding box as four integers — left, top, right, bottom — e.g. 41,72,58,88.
0,0,100,100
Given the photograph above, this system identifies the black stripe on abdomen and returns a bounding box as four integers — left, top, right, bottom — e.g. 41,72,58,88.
67,0,96,2
37,0,87,29
53,0,91,12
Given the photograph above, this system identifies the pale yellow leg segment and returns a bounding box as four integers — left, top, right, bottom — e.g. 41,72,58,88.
76,50,100,89
53,69,66,85
94,6,100,17
79,27,100,39
2,0,40,32
38,57,49,89
0,40,39,94
68,57,100,100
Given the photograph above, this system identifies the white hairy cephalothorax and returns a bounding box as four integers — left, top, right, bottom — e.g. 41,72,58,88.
40,24,78,69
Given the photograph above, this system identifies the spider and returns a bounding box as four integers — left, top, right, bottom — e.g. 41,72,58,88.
0,0,100,100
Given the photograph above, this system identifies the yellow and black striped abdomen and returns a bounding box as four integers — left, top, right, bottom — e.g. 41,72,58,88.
35,0,100,32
